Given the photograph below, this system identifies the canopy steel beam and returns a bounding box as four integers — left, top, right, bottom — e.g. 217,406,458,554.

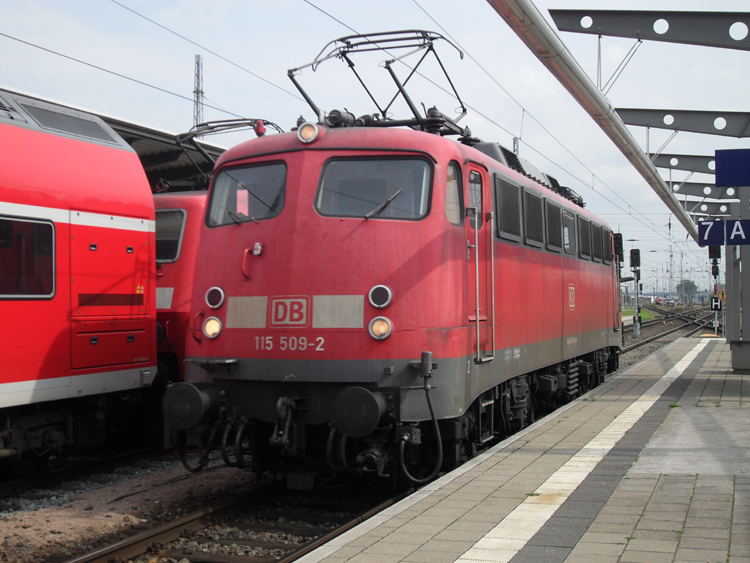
618,108,750,138
549,10,750,52
679,199,735,216
650,153,716,174
673,182,739,200
485,0,699,241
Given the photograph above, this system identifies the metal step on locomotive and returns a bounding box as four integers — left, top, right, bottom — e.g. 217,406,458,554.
161,31,623,487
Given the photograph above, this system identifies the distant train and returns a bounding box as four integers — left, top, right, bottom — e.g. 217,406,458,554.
0,88,158,474
161,32,622,486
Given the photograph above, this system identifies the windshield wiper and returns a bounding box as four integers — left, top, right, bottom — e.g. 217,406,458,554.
222,207,243,225
365,189,403,220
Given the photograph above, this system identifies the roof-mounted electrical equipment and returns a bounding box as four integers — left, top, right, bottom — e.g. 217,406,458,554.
287,30,474,140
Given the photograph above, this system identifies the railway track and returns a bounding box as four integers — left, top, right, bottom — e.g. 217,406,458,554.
62,479,410,563
6,312,713,563
0,444,165,501
623,310,718,354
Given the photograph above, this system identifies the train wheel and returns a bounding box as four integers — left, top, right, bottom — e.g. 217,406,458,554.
1,450,51,478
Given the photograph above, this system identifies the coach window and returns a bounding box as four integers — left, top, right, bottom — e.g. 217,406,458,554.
591,224,604,263
545,200,562,252
208,162,286,226
0,216,54,299
495,177,522,242
468,170,483,230
563,210,576,255
523,189,544,247
445,162,463,226
316,157,431,220
155,209,186,263
578,217,592,260
603,228,613,264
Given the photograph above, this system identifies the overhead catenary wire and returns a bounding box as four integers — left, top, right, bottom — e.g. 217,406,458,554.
409,0,685,249
301,0,682,248
0,31,245,119
110,0,303,103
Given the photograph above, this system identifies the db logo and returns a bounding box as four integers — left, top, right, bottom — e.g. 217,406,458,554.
269,296,309,327
568,284,575,309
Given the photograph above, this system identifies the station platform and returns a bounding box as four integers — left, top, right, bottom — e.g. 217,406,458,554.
300,337,749,563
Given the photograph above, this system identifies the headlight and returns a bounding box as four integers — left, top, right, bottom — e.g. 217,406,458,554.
203,317,222,339
368,316,393,340
205,287,225,309
368,285,392,308
297,122,319,144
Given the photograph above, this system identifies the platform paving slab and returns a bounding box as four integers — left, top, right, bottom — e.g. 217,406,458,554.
297,338,747,563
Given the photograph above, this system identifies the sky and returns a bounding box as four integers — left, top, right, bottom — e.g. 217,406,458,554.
3,0,748,295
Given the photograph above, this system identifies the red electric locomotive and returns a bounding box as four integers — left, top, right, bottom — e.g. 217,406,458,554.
162,32,622,485
155,191,208,382
0,88,158,473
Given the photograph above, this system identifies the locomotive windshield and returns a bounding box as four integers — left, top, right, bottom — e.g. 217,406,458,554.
155,209,186,262
207,162,286,226
315,158,431,220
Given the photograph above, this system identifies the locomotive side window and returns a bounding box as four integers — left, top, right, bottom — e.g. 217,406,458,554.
495,178,522,242
208,162,286,226
468,171,483,230
603,228,613,264
316,158,431,220
563,210,576,255
578,217,592,260
523,189,544,247
545,200,562,252
591,223,603,262
445,162,463,226
155,209,186,263
0,216,54,299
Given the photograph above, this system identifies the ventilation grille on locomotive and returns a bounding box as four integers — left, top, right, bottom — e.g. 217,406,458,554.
500,146,526,175
496,178,522,239
545,201,563,250
523,190,544,245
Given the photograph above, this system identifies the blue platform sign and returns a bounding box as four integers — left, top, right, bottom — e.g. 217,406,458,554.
699,221,725,246
716,149,750,188
699,219,750,246
728,219,750,244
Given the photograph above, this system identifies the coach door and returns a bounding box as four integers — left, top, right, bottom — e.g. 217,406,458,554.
465,164,495,363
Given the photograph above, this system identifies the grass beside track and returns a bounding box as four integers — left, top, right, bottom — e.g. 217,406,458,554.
622,307,654,321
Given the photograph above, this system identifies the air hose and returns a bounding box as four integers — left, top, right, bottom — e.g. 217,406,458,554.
399,351,443,484
177,419,220,473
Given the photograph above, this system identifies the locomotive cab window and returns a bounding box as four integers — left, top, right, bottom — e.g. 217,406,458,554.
523,189,544,247
578,217,592,260
468,170,483,230
545,200,562,252
155,209,186,263
563,210,576,255
591,223,603,263
0,216,54,299
445,162,463,226
208,162,286,226
316,157,431,220
495,177,522,242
